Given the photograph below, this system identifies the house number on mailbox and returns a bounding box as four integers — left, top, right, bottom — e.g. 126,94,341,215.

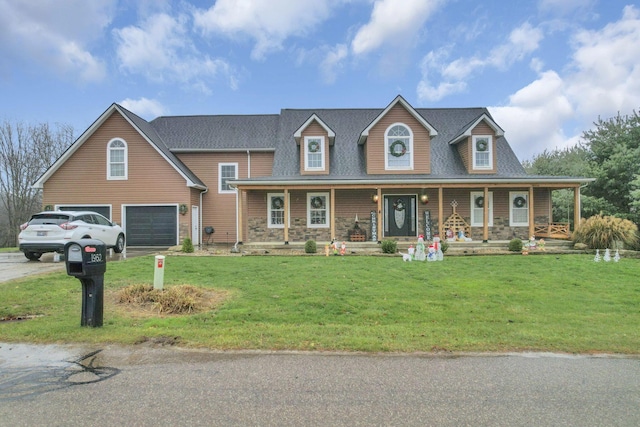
90,253,103,263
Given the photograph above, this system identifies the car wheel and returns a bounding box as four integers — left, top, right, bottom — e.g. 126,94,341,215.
24,251,42,261
113,234,125,253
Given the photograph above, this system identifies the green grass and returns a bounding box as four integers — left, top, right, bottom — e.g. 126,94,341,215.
1,254,639,354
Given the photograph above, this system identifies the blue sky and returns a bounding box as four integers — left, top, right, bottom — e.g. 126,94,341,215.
1,0,639,161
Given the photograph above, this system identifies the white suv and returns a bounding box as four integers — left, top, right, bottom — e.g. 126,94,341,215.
18,211,126,261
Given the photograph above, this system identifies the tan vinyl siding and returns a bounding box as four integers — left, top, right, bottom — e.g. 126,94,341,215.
299,121,330,175
457,139,471,171
366,104,431,175
43,112,190,226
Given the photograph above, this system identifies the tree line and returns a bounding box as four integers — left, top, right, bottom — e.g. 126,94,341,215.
0,120,72,247
524,110,640,230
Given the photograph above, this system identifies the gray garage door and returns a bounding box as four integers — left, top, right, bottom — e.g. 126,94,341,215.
57,205,111,219
125,206,177,246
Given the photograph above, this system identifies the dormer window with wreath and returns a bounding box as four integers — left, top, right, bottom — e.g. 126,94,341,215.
473,135,492,170
385,124,412,170
304,136,325,171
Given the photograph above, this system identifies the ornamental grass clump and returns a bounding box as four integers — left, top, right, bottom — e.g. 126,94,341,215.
572,214,638,249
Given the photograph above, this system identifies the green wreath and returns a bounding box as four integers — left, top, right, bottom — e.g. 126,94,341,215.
513,196,526,208
272,197,284,210
476,139,488,152
308,140,320,153
389,140,407,157
393,199,405,211
310,196,324,209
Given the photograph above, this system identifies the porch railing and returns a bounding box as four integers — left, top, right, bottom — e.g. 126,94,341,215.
534,223,571,239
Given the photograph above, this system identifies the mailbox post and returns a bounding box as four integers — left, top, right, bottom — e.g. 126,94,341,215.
64,239,107,327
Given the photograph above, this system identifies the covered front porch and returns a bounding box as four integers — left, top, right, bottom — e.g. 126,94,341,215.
232,179,584,244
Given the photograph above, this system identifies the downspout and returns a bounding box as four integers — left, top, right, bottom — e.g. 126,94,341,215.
199,187,208,247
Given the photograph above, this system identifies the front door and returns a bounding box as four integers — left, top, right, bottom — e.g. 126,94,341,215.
384,195,416,237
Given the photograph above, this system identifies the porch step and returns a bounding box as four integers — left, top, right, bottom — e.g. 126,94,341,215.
240,239,579,256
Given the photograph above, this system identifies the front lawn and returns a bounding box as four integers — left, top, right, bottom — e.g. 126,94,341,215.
1,254,638,354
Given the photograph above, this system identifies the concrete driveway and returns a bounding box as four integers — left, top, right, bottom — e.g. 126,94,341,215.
0,248,161,283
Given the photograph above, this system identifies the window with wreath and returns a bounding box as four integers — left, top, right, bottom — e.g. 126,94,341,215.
268,193,288,228
470,191,493,226
219,163,238,193
472,135,492,170
510,192,529,226
385,124,412,170
304,136,325,171
307,192,329,228
107,138,127,180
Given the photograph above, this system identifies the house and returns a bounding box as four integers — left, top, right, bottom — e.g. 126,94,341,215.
34,95,592,248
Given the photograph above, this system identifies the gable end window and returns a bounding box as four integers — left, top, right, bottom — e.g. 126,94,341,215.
307,192,329,228
510,192,529,226
219,163,238,193
472,135,493,170
304,136,325,171
385,124,413,170
107,138,127,180
470,191,493,227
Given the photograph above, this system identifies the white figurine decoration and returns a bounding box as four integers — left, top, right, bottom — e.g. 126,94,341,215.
614,249,621,262
603,248,611,262
414,235,426,261
434,236,444,261
594,249,601,262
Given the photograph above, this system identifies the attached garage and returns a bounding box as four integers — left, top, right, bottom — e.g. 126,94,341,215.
125,205,178,246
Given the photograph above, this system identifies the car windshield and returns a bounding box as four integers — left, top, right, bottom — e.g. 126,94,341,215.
29,214,72,226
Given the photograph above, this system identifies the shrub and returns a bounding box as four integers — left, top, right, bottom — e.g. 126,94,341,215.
572,214,638,249
508,238,523,252
381,239,397,254
182,237,194,253
440,240,449,253
304,239,317,254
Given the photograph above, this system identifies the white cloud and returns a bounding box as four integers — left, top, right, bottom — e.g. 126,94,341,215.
489,70,574,160
0,0,114,82
114,13,236,94
320,44,349,84
565,5,640,120
351,0,444,56
418,22,543,101
119,97,166,120
194,0,340,60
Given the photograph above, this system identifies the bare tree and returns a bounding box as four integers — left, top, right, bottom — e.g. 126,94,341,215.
0,120,73,246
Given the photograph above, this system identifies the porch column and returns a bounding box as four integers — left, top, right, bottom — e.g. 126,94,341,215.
237,189,244,244
376,188,382,243
438,187,443,237
528,186,535,238
284,188,289,244
574,185,581,231
483,187,489,242
330,188,336,241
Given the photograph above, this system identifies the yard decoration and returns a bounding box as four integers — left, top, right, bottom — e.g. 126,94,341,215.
594,249,601,262
414,235,426,261
427,244,436,261
614,249,621,262
325,244,330,256
603,248,611,262
538,239,546,251
434,236,444,261
529,236,537,250
408,244,415,260
340,242,346,256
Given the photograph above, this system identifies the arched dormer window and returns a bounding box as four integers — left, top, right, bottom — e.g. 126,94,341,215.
107,138,127,180
385,124,413,170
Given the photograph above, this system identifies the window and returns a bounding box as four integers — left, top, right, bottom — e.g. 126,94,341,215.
473,136,492,170
107,138,127,180
470,192,493,227
385,124,413,170
307,192,329,228
219,163,238,193
510,192,529,226
268,193,288,229
304,136,325,171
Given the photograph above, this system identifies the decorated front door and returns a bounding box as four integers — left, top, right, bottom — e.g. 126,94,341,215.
384,195,416,237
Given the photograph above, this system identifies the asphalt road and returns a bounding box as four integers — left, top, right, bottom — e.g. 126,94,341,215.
0,343,639,426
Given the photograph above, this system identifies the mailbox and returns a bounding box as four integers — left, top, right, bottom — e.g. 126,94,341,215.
65,239,106,277
64,239,107,327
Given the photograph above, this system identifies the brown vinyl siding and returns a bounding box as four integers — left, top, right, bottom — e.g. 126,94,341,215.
43,112,189,228
299,121,330,175
366,104,431,175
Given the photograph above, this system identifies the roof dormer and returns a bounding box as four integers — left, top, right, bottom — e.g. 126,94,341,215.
449,113,504,174
294,114,335,175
